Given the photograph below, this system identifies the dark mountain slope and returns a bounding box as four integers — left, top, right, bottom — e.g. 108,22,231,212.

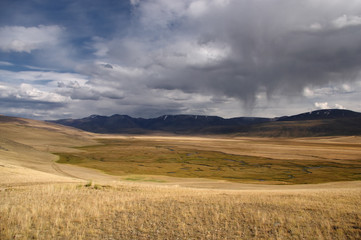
238,109,361,137
51,114,271,134
50,109,361,136
54,114,145,134
277,109,361,121
236,118,361,137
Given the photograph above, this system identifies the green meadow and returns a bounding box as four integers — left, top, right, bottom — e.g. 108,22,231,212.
56,138,361,184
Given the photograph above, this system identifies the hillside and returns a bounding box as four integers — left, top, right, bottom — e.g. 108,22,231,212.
51,109,361,136
277,109,361,121
0,115,96,185
238,109,361,137
51,114,271,134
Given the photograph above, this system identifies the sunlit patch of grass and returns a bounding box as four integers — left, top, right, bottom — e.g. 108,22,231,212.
1,183,361,239
55,138,361,184
123,176,166,183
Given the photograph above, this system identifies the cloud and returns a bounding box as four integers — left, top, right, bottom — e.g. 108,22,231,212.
0,70,84,113
315,102,330,109
188,1,208,17
130,0,140,6
303,82,357,98
90,37,109,57
103,0,361,109
0,82,67,103
315,102,346,110
307,14,361,32
19,83,67,102
0,25,64,53
0,69,89,87
334,104,346,109
309,23,323,31
0,61,13,66
0,82,67,117
332,14,361,29
62,0,361,118
2,0,361,119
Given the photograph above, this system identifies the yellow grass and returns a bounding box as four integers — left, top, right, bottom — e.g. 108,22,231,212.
1,183,360,240
1,117,361,239
56,136,361,184
0,117,96,179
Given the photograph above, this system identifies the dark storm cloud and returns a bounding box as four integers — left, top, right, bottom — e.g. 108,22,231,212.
124,0,361,106
1,0,361,119
71,0,361,117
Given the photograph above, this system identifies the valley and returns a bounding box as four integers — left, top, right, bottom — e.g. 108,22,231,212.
56,136,361,184
1,115,361,239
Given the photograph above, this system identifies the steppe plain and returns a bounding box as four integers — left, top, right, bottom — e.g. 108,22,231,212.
1,116,360,239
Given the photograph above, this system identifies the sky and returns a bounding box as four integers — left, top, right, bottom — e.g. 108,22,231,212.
1,0,361,120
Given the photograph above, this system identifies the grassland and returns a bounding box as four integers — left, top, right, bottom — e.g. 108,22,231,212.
1,183,361,240
56,136,361,184
1,116,361,239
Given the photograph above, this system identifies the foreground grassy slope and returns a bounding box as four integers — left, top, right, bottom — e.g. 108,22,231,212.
0,115,96,182
1,183,360,240
57,136,361,184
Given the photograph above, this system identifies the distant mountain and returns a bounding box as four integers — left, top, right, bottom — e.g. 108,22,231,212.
246,109,361,137
277,109,361,121
51,114,271,134
50,109,361,136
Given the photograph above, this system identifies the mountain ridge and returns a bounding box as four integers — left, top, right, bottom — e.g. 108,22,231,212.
277,109,361,121
49,109,361,136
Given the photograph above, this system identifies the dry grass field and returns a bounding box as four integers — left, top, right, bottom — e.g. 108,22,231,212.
1,116,361,239
56,136,361,184
1,183,361,240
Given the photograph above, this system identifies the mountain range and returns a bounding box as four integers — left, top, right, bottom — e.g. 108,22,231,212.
50,109,361,137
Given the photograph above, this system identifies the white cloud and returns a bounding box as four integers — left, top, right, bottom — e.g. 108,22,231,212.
341,84,352,92
303,87,314,97
332,14,361,29
91,37,109,57
0,61,13,66
0,25,64,53
0,82,67,103
303,83,358,99
188,1,208,17
186,0,231,18
303,86,336,98
187,42,231,66
334,104,345,109
19,83,67,102
315,102,346,110
307,14,361,32
309,22,323,31
315,102,330,109
0,69,91,103
0,69,89,87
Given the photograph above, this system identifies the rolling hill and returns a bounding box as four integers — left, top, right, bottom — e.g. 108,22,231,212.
0,114,96,185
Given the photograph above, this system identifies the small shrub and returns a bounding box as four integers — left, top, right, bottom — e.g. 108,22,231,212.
84,181,92,187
